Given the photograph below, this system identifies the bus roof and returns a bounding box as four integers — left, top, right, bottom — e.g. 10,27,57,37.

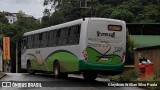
23,18,125,36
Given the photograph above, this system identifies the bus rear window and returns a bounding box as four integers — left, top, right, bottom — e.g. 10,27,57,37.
108,25,122,31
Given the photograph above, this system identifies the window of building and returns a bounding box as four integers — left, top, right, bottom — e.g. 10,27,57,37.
10,20,12,23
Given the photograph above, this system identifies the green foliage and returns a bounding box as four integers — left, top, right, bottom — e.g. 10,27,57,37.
141,5,159,22
42,0,100,26
41,16,50,27
119,69,139,81
126,29,135,65
49,11,65,25
108,75,121,81
0,11,41,72
0,15,8,24
43,8,51,16
111,8,134,22
108,69,139,81
43,0,160,24
110,4,135,22
95,4,114,18
15,17,40,30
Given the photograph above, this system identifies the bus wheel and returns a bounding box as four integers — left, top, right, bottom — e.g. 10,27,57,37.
27,61,35,74
83,72,98,81
53,61,68,78
54,61,60,78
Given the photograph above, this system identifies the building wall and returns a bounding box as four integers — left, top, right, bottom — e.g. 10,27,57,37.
0,49,11,72
3,61,11,73
134,47,160,76
0,49,2,72
5,16,17,24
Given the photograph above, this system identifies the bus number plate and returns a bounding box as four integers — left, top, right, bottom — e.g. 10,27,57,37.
100,58,108,61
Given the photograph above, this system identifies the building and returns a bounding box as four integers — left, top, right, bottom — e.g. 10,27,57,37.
0,11,35,24
0,11,18,24
127,23,160,76
0,48,11,73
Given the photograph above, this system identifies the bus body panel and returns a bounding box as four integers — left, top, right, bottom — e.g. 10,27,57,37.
79,18,126,72
21,18,126,74
21,19,85,72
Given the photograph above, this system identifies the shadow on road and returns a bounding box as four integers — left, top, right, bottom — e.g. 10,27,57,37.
24,73,110,87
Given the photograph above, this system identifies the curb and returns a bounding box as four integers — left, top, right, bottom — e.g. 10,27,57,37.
0,72,6,79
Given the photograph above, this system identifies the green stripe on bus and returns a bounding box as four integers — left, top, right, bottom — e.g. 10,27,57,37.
79,60,124,71
27,54,48,71
86,47,121,64
45,50,79,72
27,50,79,72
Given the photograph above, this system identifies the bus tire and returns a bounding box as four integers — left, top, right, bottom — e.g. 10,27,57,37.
27,61,35,74
53,61,68,78
83,72,98,81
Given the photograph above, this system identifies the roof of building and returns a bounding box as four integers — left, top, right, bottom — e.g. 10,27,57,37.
127,23,160,35
131,35,160,49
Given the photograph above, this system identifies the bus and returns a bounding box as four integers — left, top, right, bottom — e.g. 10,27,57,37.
21,18,126,80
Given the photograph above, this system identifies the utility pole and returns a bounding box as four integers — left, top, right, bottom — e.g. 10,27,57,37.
91,0,93,17
0,29,3,72
0,47,2,72
16,40,18,73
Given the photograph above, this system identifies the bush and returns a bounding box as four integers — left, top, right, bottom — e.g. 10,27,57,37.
108,75,121,81
108,69,139,81
119,69,139,81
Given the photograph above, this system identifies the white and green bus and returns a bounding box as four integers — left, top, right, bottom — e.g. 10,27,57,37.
21,18,126,80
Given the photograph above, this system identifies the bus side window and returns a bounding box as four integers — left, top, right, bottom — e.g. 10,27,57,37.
33,34,39,48
52,30,57,46
68,25,81,45
27,35,32,49
38,33,42,48
48,31,53,47
26,36,29,49
21,36,27,49
40,32,48,48
57,27,69,46
48,30,57,47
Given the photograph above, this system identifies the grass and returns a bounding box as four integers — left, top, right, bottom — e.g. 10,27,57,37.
107,69,160,90
107,69,139,81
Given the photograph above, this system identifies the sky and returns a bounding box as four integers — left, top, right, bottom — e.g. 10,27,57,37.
0,0,45,19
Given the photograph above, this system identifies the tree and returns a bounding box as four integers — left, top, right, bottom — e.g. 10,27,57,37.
43,8,51,16
42,0,160,65
15,16,41,30
0,10,42,72
41,16,50,27
110,4,134,22
16,11,26,17
95,4,114,18
43,0,64,11
48,11,65,25
139,5,160,23
0,15,8,24
126,29,135,65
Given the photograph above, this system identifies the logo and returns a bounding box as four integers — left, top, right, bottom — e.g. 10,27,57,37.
2,82,11,87
1,82,42,88
97,31,115,38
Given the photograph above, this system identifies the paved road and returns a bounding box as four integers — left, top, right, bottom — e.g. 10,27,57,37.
0,73,145,90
